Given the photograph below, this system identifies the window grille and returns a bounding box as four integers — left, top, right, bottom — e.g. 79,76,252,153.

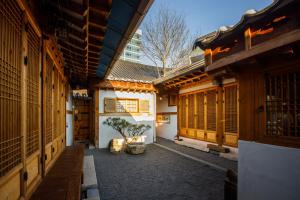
180,96,187,128
224,85,238,133
265,72,300,137
115,99,126,112
104,98,116,113
0,0,22,177
188,94,195,128
196,92,205,130
26,23,40,157
206,90,217,131
139,100,150,113
45,54,53,144
105,98,139,113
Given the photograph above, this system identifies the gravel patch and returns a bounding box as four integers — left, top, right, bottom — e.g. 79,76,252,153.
87,144,226,200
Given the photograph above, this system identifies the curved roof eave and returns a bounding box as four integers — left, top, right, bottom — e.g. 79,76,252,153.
194,0,293,50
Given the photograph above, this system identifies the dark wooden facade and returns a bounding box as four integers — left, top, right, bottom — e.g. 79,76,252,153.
194,0,300,149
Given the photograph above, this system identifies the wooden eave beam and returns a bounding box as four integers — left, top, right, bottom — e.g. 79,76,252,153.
62,13,84,28
58,39,86,50
60,47,85,58
58,41,86,56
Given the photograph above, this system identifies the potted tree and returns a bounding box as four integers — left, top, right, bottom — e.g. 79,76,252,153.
126,123,150,154
103,117,150,154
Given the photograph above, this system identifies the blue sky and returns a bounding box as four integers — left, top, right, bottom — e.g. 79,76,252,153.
141,0,273,36
139,0,273,65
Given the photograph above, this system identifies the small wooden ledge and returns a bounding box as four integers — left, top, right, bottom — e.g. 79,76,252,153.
30,145,84,200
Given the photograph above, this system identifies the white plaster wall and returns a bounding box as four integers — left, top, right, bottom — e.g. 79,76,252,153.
66,89,73,146
99,90,156,148
156,95,177,140
238,140,300,200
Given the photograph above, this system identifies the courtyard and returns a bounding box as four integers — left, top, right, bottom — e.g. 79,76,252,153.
87,138,237,200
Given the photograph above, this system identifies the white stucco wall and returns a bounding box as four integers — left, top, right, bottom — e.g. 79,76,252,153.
66,89,73,146
238,140,300,200
99,90,156,148
156,95,177,140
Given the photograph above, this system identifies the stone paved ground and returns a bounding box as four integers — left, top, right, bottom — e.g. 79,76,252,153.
87,143,228,200
156,137,237,172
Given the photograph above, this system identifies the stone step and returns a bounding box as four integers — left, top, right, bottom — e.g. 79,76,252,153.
82,155,98,190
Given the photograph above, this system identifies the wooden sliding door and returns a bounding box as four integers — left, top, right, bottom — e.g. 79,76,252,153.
179,88,218,143
223,84,239,146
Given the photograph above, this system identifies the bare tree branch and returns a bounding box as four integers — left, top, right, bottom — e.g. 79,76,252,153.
141,5,193,76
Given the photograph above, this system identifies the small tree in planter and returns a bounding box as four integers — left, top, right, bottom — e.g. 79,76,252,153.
127,124,151,142
103,117,151,154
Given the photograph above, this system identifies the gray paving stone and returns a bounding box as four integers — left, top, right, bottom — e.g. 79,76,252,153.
86,143,227,200
156,137,237,172
83,155,98,190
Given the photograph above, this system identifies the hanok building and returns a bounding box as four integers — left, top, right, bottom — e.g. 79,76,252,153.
94,60,159,148
0,0,153,199
155,0,300,199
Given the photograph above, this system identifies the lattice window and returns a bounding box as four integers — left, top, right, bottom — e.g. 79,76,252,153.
26,23,40,157
196,92,205,130
104,98,116,113
265,72,300,137
188,94,195,128
115,99,126,112
224,85,238,133
45,54,53,144
180,96,187,128
104,98,139,113
206,90,217,131
139,100,150,113
125,99,138,112
0,0,22,177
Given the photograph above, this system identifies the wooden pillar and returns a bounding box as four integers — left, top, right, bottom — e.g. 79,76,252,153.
20,15,28,197
94,90,99,148
216,86,224,146
176,95,180,139
41,39,47,177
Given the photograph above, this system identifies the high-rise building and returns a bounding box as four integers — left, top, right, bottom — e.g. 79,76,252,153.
120,29,142,63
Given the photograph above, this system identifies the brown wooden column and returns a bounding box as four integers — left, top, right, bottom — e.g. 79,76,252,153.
20,14,28,197
94,90,99,147
216,86,224,146
41,39,47,177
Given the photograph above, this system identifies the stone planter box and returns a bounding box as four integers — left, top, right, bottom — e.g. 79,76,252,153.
126,142,146,155
110,138,125,153
110,136,147,154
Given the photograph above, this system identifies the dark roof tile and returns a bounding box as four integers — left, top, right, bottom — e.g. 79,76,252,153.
107,60,159,83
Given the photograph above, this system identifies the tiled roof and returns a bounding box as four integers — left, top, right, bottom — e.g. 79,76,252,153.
194,0,294,50
153,59,205,85
107,60,160,83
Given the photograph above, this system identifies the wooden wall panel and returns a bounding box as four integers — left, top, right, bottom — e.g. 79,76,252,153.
0,0,22,178
188,94,195,129
26,23,40,158
45,54,53,145
206,90,217,131
223,84,238,146
196,92,205,130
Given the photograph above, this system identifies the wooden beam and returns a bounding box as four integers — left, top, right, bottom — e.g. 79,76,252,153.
207,28,300,72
